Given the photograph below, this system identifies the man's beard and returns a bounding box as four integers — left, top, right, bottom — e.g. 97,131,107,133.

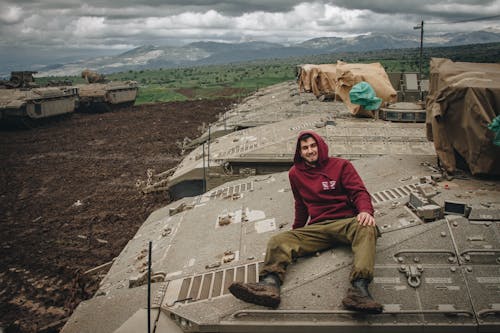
305,158,318,166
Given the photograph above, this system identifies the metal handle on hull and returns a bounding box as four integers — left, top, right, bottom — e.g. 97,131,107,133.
231,309,474,319
477,309,500,318
394,249,457,257
460,249,500,256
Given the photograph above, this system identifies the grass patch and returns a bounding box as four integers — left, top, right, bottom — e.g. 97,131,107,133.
136,85,187,104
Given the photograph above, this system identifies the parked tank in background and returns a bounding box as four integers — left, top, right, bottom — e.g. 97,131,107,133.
76,70,138,112
76,80,138,112
0,71,39,89
0,69,138,125
0,71,78,126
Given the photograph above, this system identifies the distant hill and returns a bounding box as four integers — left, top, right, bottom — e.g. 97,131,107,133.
189,41,284,53
297,33,419,51
34,30,500,76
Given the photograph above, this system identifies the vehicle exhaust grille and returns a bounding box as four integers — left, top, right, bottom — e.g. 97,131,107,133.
371,184,417,204
207,181,254,200
218,142,258,157
289,121,318,131
165,262,263,306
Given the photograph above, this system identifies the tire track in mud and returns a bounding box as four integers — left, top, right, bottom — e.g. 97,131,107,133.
0,98,237,332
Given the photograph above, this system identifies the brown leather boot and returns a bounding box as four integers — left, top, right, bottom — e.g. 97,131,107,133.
228,274,281,308
342,278,383,314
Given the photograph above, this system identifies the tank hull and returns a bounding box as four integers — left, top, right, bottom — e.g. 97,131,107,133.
0,87,78,125
155,113,435,198
76,82,138,112
63,61,500,332
63,155,500,333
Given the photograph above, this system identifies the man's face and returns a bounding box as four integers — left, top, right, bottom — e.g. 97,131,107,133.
299,137,318,165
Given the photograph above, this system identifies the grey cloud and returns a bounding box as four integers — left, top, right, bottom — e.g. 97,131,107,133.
0,0,498,65
2,0,308,16
108,0,306,15
331,0,499,18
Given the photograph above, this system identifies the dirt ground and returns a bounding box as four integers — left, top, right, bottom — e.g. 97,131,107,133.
0,97,238,332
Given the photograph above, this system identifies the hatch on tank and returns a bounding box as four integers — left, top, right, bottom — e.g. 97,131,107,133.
379,102,426,123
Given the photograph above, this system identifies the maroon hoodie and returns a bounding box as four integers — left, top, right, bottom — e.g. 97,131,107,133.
288,130,374,229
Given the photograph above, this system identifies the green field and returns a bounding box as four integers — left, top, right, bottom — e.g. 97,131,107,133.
111,63,296,104
37,42,500,105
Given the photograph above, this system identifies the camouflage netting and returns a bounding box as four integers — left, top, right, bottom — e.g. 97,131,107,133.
426,58,500,175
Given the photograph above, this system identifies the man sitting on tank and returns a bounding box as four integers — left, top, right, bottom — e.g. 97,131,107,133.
229,130,383,313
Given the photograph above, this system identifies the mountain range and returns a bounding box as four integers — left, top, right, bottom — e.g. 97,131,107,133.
30,29,500,77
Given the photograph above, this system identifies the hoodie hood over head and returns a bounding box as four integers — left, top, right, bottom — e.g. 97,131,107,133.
294,130,329,169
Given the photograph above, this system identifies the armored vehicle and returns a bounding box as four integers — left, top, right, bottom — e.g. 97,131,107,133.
62,154,500,333
144,78,434,198
64,59,500,333
0,80,78,126
143,111,435,199
75,80,138,112
0,71,39,89
184,81,339,149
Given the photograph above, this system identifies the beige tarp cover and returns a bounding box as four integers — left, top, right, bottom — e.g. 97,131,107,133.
298,64,339,98
297,61,396,117
310,64,338,99
298,64,319,93
335,61,397,117
426,58,500,175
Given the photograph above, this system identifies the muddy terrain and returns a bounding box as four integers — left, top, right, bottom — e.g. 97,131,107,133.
0,97,238,332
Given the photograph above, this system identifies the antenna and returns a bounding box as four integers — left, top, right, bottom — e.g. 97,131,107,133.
413,20,424,100
202,142,207,192
147,241,152,333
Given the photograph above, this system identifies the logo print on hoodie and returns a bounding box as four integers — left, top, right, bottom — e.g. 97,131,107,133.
322,180,336,190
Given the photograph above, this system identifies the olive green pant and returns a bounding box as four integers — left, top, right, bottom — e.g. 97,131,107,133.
260,217,379,283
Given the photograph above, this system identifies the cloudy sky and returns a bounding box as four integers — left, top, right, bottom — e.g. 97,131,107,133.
1,0,499,64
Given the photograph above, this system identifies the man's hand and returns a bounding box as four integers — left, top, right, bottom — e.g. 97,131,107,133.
357,212,375,226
